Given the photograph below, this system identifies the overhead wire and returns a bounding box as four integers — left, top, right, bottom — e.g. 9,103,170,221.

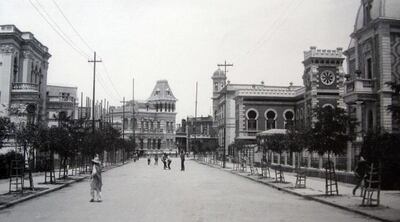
29,0,123,103
51,0,94,53
28,0,89,59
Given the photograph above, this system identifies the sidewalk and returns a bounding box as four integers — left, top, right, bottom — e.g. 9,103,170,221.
197,159,400,222
0,162,128,210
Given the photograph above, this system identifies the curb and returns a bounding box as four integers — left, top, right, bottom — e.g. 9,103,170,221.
0,160,133,211
197,161,393,222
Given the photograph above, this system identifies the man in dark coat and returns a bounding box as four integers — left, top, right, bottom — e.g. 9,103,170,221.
353,156,369,195
180,151,185,171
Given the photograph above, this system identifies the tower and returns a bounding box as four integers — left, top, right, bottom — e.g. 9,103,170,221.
302,46,345,123
211,68,226,119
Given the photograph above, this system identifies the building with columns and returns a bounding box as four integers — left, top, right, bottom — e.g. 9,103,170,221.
109,80,177,155
0,25,51,125
343,0,400,142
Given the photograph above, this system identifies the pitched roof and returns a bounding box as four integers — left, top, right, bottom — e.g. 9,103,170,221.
147,80,177,102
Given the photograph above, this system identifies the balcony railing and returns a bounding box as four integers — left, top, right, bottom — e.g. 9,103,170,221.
47,96,75,103
345,78,375,94
12,82,39,92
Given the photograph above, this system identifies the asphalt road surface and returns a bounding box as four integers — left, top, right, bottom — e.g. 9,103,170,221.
0,158,376,222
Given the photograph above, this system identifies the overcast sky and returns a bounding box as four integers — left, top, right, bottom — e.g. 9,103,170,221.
0,0,360,121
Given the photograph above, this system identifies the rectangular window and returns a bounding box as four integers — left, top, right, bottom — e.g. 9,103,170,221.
366,58,372,79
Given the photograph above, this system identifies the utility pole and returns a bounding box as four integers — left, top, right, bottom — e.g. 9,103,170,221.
217,60,233,168
121,97,126,164
193,82,198,158
132,78,136,155
80,92,83,119
88,52,102,134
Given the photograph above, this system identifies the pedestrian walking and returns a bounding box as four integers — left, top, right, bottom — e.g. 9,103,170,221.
180,151,185,171
162,153,167,170
154,154,159,165
147,155,151,165
167,156,172,170
90,155,102,202
353,156,369,196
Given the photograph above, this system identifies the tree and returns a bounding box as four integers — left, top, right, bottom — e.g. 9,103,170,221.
308,107,356,160
286,124,309,169
308,106,356,195
0,117,13,149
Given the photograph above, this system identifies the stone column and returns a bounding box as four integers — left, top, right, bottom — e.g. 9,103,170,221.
378,24,393,132
21,51,32,83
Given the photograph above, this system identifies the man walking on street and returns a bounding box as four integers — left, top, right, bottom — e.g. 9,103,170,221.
180,151,185,171
90,155,102,202
154,154,158,165
167,155,172,170
353,156,369,196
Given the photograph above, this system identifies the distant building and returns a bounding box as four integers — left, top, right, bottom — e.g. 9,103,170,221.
0,25,51,125
109,80,177,155
46,85,78,127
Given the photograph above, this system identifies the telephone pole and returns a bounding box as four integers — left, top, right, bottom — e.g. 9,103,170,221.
217,60,233,168
88,52,102,134
132,78,136,155
121,97,126,164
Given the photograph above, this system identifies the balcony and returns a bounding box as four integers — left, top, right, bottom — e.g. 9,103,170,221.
344,78,377,103
12,82,39,92
10,82,40,102
47,96,75,103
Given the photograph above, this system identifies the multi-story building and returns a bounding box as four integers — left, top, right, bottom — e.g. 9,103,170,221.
343,0,400,139
213,46,346,167
0,25,51,125
46,85,78,127
110,80,177,155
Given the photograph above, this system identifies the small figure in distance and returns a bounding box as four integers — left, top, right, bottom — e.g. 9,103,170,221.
180,151,185,171
167,155,172,170
154,154,159,165
147,155,151,165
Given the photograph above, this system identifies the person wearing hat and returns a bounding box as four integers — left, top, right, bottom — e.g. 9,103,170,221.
90,155,103,202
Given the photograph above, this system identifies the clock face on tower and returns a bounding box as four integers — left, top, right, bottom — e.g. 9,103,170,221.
320,70,335,86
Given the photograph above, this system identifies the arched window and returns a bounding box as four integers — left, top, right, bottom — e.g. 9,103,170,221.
266,109,277,129
246,110,258,131
30,63,34,83
155,103,159,112
168,103,171,112
164,102,167,112
172,103,175,112
284,110,294,129
13,57,18,82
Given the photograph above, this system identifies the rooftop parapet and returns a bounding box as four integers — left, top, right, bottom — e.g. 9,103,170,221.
304,46,343,60
0,25,49,53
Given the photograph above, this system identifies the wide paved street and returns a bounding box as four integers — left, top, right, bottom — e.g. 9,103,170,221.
0,158,376,222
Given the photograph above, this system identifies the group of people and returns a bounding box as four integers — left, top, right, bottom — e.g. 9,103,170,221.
146,151,186,171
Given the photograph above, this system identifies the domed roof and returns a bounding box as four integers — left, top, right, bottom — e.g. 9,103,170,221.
212,68,226,78
354,0,400,32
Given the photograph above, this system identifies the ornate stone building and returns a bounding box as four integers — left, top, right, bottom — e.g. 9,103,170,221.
110,80,177,155
343,0,400,138
0,25,51,125
212,47,345,161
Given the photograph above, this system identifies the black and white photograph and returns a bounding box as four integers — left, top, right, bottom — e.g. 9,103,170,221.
0,0,400,221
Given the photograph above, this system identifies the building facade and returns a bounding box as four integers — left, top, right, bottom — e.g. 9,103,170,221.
110,80,177,155
212,47,345,159
343,0,400,139
46,85,78,127
0,25,51,125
